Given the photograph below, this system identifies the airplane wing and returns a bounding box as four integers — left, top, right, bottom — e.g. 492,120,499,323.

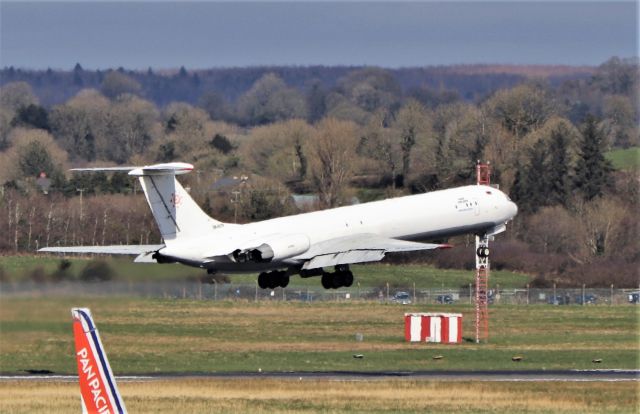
299,234,450,270
39,245,163,255
39,245,164,263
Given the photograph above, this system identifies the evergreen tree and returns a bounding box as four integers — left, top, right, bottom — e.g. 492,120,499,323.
73,63,84,86
573,115,613,200
546,126,571,206
17,140,56,178
209,134,233,154
11,104,50,131
306,80,327,123
510,162,529,212
523,139,549,212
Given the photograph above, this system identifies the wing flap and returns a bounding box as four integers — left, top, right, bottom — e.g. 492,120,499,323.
39,245,163,255
299,234,449,269
302,250,386,269
300,234,446,258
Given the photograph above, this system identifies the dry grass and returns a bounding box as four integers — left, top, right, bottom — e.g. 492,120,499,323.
0,378,638,413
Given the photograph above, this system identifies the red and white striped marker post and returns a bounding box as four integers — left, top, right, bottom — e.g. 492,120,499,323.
404,312,462,344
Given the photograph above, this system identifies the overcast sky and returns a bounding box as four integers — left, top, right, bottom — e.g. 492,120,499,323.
1,1,637,70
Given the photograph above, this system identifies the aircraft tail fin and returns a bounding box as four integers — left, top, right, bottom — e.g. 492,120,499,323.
72,308,127,414
72,162,226,244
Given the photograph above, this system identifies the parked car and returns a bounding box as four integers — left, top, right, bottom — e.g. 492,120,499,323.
392,291,412,305
436,294,454,304
575,294,597,305
487,290,495,305
628,292,639,304
548,294,571,305
295,292,314,302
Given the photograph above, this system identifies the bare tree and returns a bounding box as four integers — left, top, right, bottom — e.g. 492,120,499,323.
392,99,433,188
337,68,401,113
49,89,111,161
240,119,312,182
601,94,639,148
2,128,68,182
237,73,307,125
0,81,39,112
308,118,359,207
523,206,585,257
106,95,159,163
358,110,400,186
484,83,557,147
580,198,626,258
324,92,371,125
101,71,142,100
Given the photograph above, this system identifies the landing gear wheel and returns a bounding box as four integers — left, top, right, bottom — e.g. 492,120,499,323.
321,273,332,289
343,271,354,287
267,274,278,290
477,246,490,258
258,272,269,289
277,271,289,288
331,273,343,289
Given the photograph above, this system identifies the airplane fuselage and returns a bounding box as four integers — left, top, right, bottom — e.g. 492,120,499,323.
160,184,517,273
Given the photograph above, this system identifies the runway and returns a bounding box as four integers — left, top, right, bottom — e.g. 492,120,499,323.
2,369,638,382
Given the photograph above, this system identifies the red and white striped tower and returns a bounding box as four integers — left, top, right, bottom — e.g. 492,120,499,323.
475,161,491,343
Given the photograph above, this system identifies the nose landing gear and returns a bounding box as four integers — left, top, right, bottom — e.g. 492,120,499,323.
476,246,490,258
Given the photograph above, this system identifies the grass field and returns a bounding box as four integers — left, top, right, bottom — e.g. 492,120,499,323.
0,298,637,375
0,255,531,288
1,297,638,413
1,378,637,413
606,146,640,170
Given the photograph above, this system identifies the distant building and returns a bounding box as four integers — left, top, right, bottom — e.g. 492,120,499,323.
211,175,248,191
291,194,319,209
292,194,360,210
35,172,51,194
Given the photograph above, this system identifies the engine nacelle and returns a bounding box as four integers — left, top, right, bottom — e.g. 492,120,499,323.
233,234,310,263
152,252,177,264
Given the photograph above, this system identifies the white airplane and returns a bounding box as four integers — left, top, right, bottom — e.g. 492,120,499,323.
40,162,517,289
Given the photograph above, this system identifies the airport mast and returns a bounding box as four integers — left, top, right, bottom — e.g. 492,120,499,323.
475,161,491,343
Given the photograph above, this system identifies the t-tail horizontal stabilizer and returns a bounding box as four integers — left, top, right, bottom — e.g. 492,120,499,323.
72,308,127,414
70,162,194,176
70,162,228,243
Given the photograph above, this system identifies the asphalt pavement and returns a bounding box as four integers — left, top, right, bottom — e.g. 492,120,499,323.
2,369,638,382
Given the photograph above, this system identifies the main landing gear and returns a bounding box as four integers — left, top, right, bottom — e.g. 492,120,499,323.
321,265,354,289
256,265,354,290
258,270,289,289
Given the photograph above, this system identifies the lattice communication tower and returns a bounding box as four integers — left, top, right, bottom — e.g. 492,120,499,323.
475,161,491,343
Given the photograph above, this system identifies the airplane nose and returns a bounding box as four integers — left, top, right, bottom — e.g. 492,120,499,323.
509,201,518,217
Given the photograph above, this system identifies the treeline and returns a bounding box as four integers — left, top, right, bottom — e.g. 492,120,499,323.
0,57,638,287
1,63,593,110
